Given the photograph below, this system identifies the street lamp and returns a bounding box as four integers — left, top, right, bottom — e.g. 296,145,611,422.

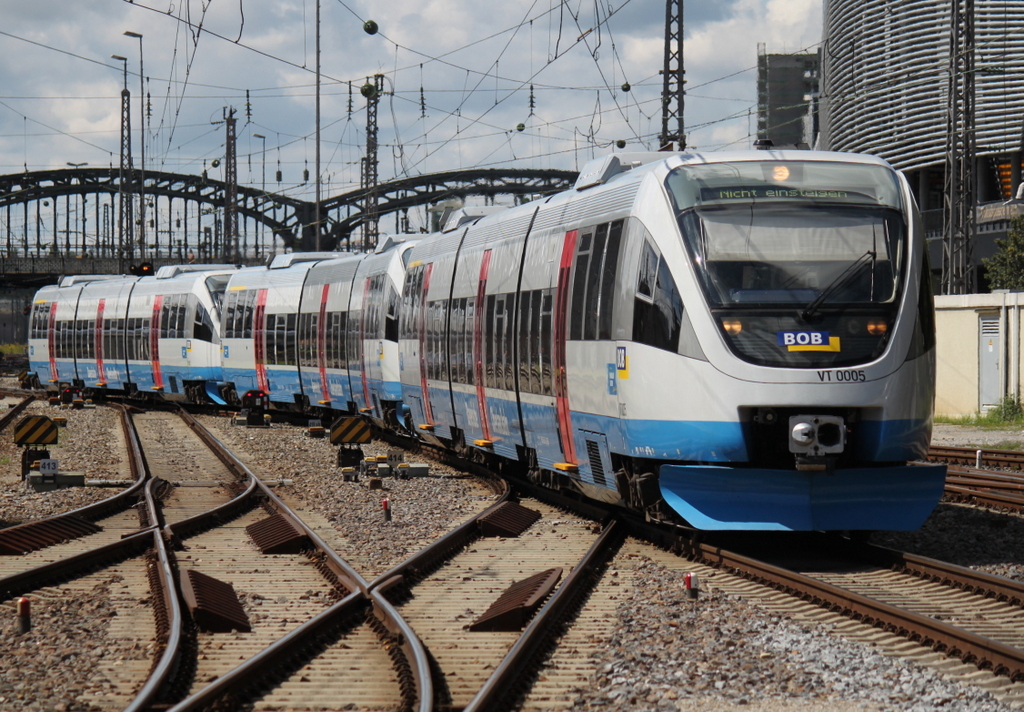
253,133,266,256
66,162,88,169
124,31,146,256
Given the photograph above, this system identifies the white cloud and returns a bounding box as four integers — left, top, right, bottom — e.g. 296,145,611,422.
0,0,822,190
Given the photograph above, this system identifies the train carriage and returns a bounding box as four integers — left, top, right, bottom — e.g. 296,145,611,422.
28,275,132,391
120,265,235,401
397,149,945,530
399,221,470,444
73,275,142,391
347,238,416,426
295,253,364,412
220,254,336,406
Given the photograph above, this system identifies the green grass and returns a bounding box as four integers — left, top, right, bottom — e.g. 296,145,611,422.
935,395,1024,427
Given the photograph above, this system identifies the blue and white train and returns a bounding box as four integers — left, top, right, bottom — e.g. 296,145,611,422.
27,149,947,532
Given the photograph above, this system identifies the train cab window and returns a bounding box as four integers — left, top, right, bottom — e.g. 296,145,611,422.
385,284,400,343
205,275,230,315
633,240,683,353
194,302,215,343
222,292,236,339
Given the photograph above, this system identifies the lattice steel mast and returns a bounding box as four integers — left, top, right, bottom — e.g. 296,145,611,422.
116,69,134,271
361,74,384,251
942,0,976,295
223,107,238,263
660,0,685,151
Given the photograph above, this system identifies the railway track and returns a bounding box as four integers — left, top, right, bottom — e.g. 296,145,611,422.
0,404,427,711
0,402,146,579
8,404,1024,710
929,444,1024,512
673,532,1024,699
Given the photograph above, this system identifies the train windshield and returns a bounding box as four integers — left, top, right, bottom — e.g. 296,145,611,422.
667,160,908,367
667,161,906,309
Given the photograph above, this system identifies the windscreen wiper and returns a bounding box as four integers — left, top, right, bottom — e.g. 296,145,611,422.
800,250,876,322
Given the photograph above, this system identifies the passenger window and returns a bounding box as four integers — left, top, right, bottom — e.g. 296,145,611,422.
570,232,591,341
599,221,623,340
465,297,476,386
540,291,554,396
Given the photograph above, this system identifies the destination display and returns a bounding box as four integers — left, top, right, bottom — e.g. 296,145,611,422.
700,186,861,202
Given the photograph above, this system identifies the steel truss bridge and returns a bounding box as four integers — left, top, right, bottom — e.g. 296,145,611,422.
0,166,577,288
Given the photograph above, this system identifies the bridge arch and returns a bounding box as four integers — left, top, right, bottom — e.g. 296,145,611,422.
0,166,577,263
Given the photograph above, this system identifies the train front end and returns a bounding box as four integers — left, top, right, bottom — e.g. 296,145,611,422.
646,152,945,531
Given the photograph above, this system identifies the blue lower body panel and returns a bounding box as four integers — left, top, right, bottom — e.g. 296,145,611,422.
659,463,947,531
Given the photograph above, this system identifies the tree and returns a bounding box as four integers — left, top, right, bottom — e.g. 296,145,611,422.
983,215,1024,290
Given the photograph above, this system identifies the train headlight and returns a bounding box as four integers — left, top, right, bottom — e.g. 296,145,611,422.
866,319,888,336
791,421,815,445
722,319,743,335
788,415,845,455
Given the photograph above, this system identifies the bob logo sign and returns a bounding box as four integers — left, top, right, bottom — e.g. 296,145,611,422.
777,331,841,352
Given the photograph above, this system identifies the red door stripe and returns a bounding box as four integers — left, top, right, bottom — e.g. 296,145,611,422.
47,302,58,383
553,230,578,464
150,296,164,390
359,278,372,411
254,289,269,393
473,250,493,441
418,264,434,423
95,299,106,385
317,284,330,403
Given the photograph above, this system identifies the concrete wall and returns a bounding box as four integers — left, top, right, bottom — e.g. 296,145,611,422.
934,292,1024,416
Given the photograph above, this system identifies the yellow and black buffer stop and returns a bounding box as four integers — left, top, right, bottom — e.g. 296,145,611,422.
330,416,372,445
14,415,58,446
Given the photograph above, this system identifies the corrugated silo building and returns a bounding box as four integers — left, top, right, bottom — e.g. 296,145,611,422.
820,1,1024,217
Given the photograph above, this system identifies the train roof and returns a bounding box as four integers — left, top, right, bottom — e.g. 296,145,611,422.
56,274,131,287
573,149,894,191
153,264,236,279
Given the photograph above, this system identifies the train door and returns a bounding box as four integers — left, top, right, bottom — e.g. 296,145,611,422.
979,314,1001,412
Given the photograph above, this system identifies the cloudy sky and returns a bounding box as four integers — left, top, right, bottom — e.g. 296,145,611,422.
0,0,823,212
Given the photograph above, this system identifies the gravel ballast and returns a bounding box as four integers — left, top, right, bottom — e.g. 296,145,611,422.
3,404,1024,711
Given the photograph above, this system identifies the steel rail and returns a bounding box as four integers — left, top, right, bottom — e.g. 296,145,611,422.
0,527,156,601
930,445,1024,469
367,489,513,592
167,409,437,712
124,480,185,712
175,406,366,594
463,517,625,712
163,591,369,712
839,539,1024,606
683,539,1024,680
0,403,148,558
0,393,34,431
